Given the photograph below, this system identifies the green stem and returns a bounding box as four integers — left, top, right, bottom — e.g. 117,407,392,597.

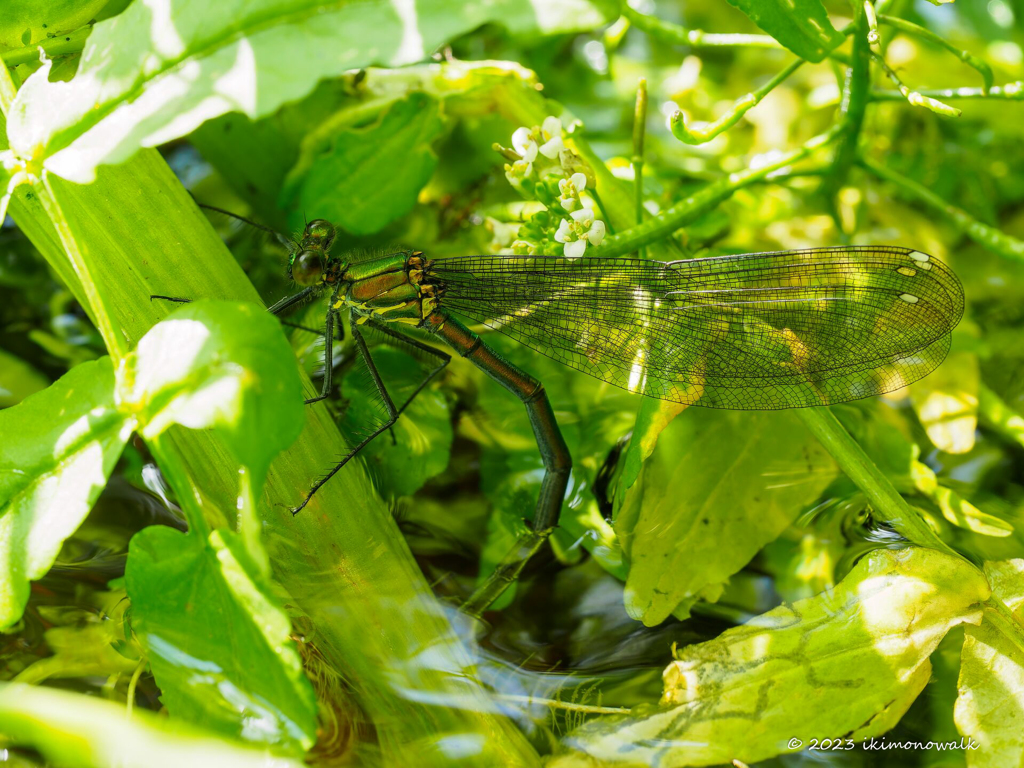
592,125,842,258
632,78,647,258
983,599,1024,658
622,5,782,49
147,436,212,539
496,694,631,716
860,155,1024,262
871,81,1023,101
795,407,958,556
878,14,993,93
872,53,962,117
670,58,805,145
821,2,871,213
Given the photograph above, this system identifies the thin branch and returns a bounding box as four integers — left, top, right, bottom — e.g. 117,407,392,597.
497,694,631,716
860,155,1024,262
872,53,962,117
871,81,1023,101
670,58,805,145
622,5,783,50
878,14,993,93
632,78,647,258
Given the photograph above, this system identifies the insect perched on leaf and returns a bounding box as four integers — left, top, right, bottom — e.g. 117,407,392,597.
156,206,963,616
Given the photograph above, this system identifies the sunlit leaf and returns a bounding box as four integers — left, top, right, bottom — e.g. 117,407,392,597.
281,93,446,234
955,561,1024,767
616,409,837,626
567,548,989,766
120,300,305,486
723,0,845,62
910,351,979,455
0,682,305,768
0,0,106,50
0,358,132,629
7,0,615,183
125,525,318,755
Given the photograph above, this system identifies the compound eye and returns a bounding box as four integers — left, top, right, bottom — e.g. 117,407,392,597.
304,219,336,249
291,250,323,286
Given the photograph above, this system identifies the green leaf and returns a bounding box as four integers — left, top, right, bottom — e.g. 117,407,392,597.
567,548,989,766
7,0,614,183
0,682,306,768
339,345,452,497
125,525,318,755
120,300,305,486
281,93,446,234
910,350,980,455
615,410,837,626
0,0,106,50
0,358,132,629
723,0,844,62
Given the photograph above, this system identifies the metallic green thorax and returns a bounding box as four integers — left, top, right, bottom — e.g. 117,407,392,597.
329,251,442,325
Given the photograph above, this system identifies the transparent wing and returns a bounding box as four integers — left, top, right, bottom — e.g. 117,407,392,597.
431,247,964,409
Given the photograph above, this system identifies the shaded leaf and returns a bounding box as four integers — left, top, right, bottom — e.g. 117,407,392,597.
8,0,614,183
339,345,452,497
567,548,989,766
0,682,305,768
910,350,979,454
282,93,445,234
120,300,305,486
723,0,845,62
0,358,132,629
0,346,49,407
125,525,318,755
616,409,837,626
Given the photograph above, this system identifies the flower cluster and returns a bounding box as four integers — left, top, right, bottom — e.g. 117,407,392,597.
492,117,607,259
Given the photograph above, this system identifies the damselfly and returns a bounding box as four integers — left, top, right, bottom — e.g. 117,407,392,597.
156,209,964,615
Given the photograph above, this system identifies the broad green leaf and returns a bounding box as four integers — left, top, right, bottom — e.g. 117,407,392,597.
0,346,49,406
120,300,305,486
0,358,132,629
616,410,837,626
0,682,304,768
125,525,318,755
912,460,1013,537
281,93,445,234
7,0,614,183
955,559,1024,767
339,345,453,497
723,0,845,62
910,350,979,454
9,149,537,765
614,397,685,503
0,0,106,50
567,548,989,766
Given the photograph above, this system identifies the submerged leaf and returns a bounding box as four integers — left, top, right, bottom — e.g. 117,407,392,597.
282,93,446,235
0,358,132,629
125,525,318,755
567,548,989,766
616,409,837,626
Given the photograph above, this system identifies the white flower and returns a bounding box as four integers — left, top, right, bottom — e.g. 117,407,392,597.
553,206,606,258
557,172,588,211
510,116,565,167
538,116,565,158
511,126,539,163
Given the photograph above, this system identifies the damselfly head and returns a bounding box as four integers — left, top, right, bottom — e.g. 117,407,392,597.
289,250,324,286
302,219,336,251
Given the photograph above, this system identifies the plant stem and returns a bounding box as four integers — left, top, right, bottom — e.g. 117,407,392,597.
871,82,1023,101
592,125,842,259
795,407,958,556
497,694,631,716
147,436,212,539
878,14,993,93
670,58,805,145
871,53,962,117
1,26,94,68
622,5,782,49
983,599,1024,659
632,78,647,258
859,155,1024,262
